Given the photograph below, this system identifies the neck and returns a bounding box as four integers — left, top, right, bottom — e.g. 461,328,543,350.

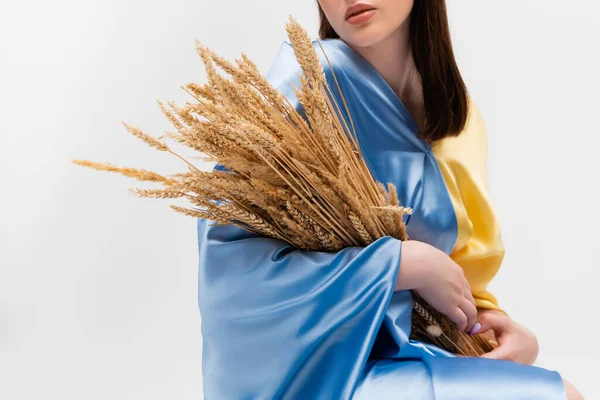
342,21,424,129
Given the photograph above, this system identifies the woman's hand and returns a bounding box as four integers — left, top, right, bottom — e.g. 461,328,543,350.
396,240,478,334
477,309,539,365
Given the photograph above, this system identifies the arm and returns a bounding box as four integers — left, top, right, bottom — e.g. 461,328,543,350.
395,239,479,334
197,216,403,398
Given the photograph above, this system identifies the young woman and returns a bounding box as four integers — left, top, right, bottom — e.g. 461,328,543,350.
196,1,584,398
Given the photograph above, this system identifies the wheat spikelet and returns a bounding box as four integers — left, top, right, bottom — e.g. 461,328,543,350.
285,200,341,251
182,82,216,103
156,100,186,132
170,205,236,226
338,168,385,239
129,187,187,199
72,160,176,185
285,18,326,86
292,76,341,172
121,122,171,152
376,181,389,203
235,53,290,117
412,300,444,341
217,78,282,138
347,210,373,245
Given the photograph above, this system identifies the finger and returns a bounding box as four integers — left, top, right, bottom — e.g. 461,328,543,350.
463,282,476,308
458,296,478,334
478,311,511,336
480,344,511,361
446,305,468,332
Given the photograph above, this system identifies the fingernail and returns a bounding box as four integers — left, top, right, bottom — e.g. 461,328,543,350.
468,322,481,336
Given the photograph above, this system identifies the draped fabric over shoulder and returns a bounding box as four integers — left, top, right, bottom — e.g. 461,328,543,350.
430,102,508,313
196,38,567,400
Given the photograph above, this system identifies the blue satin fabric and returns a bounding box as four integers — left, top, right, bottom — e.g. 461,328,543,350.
196,38,566,399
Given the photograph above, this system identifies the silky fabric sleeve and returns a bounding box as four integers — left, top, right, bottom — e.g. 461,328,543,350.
196,41,404,399
430,97,508,315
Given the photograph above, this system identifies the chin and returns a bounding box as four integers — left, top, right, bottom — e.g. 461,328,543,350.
339,26,391,49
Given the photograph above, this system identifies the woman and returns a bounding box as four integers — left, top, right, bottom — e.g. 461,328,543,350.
196,1,584,398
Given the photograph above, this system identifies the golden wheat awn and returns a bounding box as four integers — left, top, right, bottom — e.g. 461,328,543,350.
72,15,497,357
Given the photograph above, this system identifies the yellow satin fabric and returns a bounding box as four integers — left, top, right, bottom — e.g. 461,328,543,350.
430,97,507,315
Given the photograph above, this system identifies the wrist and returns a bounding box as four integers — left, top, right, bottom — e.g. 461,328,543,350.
395,240,431,291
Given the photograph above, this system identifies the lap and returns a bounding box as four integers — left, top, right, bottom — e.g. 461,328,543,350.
353,356,567,400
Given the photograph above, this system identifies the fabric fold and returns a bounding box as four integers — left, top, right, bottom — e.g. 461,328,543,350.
197,220,402,399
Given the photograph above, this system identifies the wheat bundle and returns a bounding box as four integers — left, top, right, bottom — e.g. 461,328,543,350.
73,16,496,357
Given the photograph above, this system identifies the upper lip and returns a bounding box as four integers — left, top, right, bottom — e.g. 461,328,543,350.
344,3,376,20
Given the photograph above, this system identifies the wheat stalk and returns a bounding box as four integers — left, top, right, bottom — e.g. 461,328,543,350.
72,15,494,357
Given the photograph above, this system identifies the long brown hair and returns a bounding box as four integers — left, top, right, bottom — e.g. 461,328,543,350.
317,1,469,143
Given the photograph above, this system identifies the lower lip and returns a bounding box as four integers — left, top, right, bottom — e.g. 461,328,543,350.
346,9,376,25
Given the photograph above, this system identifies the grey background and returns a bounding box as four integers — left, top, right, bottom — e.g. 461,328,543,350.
1,0,598,398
